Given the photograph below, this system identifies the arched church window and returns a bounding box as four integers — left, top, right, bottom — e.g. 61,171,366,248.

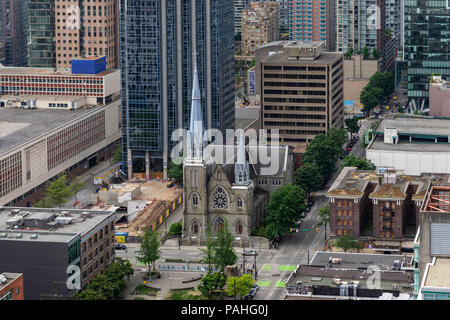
192,193,198,206
237,197,243,208
212,187,228,209
238,172,242,182
216,217,225,232
236,222,243,234
191,221,199,234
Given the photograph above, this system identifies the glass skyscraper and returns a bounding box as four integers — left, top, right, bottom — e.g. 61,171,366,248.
119,0,235,178
405,0,450,105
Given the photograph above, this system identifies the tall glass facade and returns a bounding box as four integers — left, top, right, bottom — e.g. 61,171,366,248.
405,0,450,105
28,0,55,67
120,0,234,174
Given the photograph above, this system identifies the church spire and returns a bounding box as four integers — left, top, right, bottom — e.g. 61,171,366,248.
235,130,250,185
189,51,204,160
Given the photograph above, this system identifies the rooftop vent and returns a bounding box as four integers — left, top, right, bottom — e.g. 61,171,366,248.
15,233,23,239
30,234,38,239
0,274,7,284
0,233,7,238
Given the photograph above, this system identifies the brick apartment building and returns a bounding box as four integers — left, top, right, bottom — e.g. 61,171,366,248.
326,167,439,246
0,273,24,300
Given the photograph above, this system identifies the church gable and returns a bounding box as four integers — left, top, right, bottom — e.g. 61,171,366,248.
209,165,232,189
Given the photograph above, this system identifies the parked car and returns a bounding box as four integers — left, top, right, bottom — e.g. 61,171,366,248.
346,147,352,152
115,244,127,250
304,206,311,213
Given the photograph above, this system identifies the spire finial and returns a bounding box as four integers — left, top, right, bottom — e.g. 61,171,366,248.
189,50,203,159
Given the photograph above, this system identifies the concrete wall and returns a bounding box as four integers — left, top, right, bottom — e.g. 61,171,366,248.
429,86,450,118
0,101,122,206
366,149,450,176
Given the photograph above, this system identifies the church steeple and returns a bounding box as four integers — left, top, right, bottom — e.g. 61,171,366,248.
235,130,250,185
188,52,204,160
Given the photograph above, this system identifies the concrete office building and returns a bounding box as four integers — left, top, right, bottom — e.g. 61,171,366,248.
28,0,119,69
120,0,235,180
260,41,344,144
0,0,28,66
54,0,119,69
0,207,116,299
0,272,24,300
291,0,336,51
0,63,121,206
366,115,450,176
241,1,280,55
405,1,450,105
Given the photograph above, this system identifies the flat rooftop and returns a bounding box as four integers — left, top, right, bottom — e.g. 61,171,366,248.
0,207,116,243
0,272,22,291
424,258,450,288
369,135,450,152
0,66,117,77
264,51,341,65
287,265,414,292
310,251,413,272
327,167,440,200
0,107,94,155
374,115,450,138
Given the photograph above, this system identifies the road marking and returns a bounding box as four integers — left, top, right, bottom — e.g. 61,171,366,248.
275,281,286,288
257,280,271,287
278,265,296,272
261,264,272,271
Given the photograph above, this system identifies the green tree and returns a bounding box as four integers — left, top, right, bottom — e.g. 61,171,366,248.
360,86,383,114
265,185,306,239
33,197,53,208
200,228,216,271
341,154,376,170
168,222,182,236
362,46,369,59
372,48,380,59
345,117,360,136
317,205,330,244
167,161,183,183
303,134,340,176
369,72,394,97
213,220,238,274
327,128,348,154
226,274,254,299
74,288,107,300
334,234,361,252
197,272,226,298
136,230,161,275
294,162,323,195
45,172,76,207
112,144,122,163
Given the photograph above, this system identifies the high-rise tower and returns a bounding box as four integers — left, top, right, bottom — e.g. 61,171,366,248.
120,0,235,179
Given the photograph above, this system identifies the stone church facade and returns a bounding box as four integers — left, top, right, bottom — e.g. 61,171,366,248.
181,59,294,242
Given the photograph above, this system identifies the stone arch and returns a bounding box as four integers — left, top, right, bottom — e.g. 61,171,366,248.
213,216,225,232
190,218,201,234
234,219,246,235
237,196,244,208
190,192,200,207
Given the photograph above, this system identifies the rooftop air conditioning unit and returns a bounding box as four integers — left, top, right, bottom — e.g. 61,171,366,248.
0,275,7,284
15,233,23,239
30,234,38,239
